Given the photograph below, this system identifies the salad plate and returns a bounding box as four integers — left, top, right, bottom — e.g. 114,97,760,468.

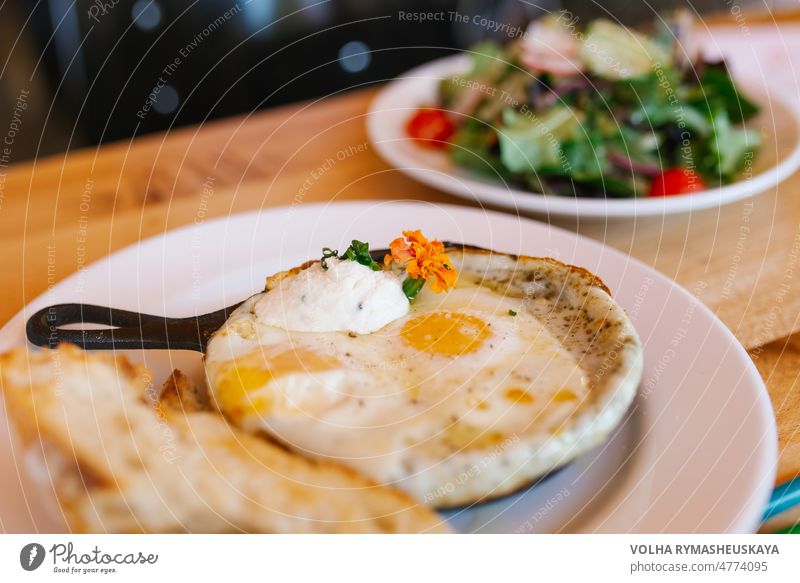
0,201,776,532
367,54,800,219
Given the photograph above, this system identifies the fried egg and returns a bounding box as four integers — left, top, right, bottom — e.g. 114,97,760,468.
204,246,643,507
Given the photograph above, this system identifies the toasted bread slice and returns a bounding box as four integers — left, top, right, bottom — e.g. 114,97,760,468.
158,369,211,413
0,345,448,533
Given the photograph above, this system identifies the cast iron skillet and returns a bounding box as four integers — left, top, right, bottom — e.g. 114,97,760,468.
24,242,571,510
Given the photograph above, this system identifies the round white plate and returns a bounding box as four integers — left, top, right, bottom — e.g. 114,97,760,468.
367,55,800,219
0,202,777,533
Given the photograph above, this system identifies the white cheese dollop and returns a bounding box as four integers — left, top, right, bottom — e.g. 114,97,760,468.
253,259,409,334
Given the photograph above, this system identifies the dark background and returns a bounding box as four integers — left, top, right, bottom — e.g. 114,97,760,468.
0,0,769,162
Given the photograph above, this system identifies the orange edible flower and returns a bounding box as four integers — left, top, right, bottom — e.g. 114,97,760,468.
384,230,458,293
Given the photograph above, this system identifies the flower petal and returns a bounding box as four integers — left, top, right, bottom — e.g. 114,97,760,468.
384,230,458,294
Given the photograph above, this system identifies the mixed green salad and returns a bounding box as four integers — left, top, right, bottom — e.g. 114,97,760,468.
406,12,761,198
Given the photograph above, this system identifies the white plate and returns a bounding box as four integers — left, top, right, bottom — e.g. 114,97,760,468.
367,55,800,219
0,202,777,533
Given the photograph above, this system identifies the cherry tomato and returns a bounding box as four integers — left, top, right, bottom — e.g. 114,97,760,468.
649,168,708,197
406,108,454,148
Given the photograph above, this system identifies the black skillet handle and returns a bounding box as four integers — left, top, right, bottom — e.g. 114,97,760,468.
25,302,243,352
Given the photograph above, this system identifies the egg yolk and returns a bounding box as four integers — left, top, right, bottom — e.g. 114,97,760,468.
443,422,508,450
216,348,340,417
217,366,274,417
553,389,578,402
401,312,490,356
504,387,535,405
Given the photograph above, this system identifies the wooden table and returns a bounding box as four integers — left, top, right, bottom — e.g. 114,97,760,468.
2,22,800,531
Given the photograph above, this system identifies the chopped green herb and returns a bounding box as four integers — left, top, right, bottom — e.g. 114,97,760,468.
508,309,518,316
343,240,381,271
321,240,381,271
402,277,425,301
320,247,339,270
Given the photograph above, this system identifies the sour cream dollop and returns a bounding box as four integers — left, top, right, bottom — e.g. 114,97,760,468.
253,259,409,334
